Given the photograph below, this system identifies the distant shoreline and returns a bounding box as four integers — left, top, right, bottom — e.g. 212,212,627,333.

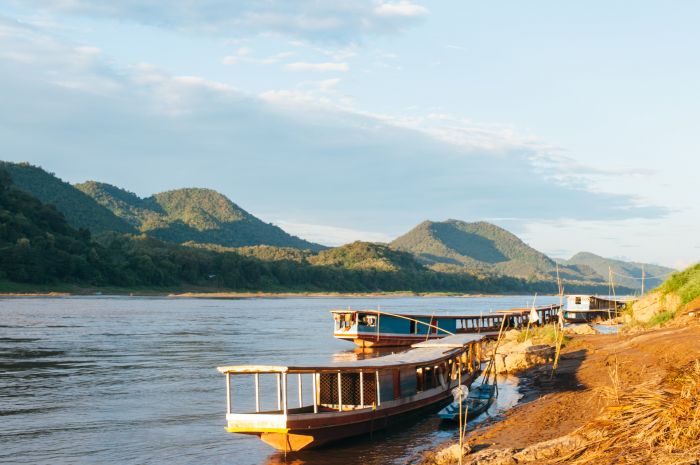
0,290,518,299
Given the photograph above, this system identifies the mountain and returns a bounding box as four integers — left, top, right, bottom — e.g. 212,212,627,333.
390,219,601,282
0,167,628,295
0,168,112,284
308,241,424,272
0,162,134,235
561,252,676,290
75,181,324,251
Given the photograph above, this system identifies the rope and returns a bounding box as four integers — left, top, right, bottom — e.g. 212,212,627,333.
610,270,674,280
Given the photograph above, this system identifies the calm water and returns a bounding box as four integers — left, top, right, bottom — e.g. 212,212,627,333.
0,295,559,464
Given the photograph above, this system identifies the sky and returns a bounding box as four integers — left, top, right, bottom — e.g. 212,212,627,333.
0,1,698,269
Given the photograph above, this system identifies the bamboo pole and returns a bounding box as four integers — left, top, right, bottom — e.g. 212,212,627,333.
368,309,455,336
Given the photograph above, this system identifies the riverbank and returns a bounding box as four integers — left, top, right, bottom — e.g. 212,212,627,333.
419,318,700,464
0,280,512,298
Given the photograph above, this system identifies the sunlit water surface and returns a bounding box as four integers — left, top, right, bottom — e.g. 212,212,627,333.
0,296,558,464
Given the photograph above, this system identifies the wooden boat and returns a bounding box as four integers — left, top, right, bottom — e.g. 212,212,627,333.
437,383,496,421
563,295,637,323
217,334,484,451
332,305,561,347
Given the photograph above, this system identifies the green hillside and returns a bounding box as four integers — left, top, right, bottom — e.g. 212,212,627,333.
308,241,423,272
390,219,602,282
0,169,113,283
0,170,628,295
563,251,676,290
0,162,134,234
74,183,324,251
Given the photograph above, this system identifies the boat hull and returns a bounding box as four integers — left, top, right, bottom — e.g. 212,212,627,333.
248,388,460,451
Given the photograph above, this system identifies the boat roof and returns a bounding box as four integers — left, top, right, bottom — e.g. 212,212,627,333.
217,334,483,374
567,295,638,302
329,304,560,319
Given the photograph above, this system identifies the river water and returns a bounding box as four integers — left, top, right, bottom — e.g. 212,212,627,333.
0,295,559,464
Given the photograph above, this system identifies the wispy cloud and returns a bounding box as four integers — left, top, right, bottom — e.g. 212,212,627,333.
375,2,429,18
285,61,349,72
0,16,668,240
273,221,393,246
15,0,429,42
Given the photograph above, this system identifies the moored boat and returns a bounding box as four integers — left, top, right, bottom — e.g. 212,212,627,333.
217,334,484,451
332,305,561,347
563,295,637,323
437,383,497,421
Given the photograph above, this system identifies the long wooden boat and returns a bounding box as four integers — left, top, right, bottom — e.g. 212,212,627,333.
217,334,484,451
332,305,561,347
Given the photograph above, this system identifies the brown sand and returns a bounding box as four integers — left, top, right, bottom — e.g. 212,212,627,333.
460,321,700,456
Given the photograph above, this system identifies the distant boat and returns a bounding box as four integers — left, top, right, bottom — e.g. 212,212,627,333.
217,334,484,451
563,295,637,323
331,305,561,347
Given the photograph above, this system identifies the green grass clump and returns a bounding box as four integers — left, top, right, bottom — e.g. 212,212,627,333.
517,324,568,345
658,263,700,306
645,310,676,328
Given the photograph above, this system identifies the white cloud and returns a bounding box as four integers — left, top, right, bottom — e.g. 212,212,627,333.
318,78,341,91
285,61,349,72
0,16,669,245
375,2,429,18
15,0,429,42
75,45,100,55
273,221,394,246
221,55,237,65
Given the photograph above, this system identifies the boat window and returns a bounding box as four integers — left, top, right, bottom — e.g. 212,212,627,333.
318,372,377,408
409,320,417,334
575,296,582,305
366,315,376,327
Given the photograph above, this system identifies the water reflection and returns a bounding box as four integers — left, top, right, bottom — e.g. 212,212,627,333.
260,374,521,465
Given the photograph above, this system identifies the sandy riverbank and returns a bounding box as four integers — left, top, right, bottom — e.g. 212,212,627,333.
0,290,502,298
168,291,499,299
420,317,700,464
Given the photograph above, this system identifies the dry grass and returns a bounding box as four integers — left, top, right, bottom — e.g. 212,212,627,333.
555,360,700,464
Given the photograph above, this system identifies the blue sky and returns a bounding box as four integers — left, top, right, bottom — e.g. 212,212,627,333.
1,1,698,268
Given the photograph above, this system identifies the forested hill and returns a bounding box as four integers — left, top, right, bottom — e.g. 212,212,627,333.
0,161,321,251
560,251,675,290
0,162,134,235
0,168,625,294
76,181,323,251
390,219,602,282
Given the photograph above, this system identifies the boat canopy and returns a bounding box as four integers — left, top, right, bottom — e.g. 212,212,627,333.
330,305,560,320
217,334,482,375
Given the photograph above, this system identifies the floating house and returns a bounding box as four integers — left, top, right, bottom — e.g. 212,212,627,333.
332,305,561,347
563,295,637,323
217,334,483,451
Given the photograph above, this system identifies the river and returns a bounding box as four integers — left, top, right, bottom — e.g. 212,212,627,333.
0,295,560,464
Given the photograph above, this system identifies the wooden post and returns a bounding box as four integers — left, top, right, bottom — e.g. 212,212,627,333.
282,373,288,415
254,373,260,413
360,371,364,407
376,370,381,406
312,373,318,413
337,372,343,412
226,372,231,414
276,373,281,411
298,373,303,408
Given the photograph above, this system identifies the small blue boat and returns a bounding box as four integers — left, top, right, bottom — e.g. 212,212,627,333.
437,383,497,421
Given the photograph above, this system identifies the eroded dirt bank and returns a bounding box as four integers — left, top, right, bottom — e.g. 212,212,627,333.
420,319,700,465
